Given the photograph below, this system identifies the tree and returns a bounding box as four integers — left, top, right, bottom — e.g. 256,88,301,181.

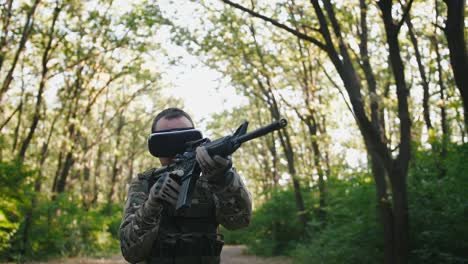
442,0,467,131
216,0,415,262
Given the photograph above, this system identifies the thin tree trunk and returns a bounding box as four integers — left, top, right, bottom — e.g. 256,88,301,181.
288,1,330,225
370,151,394,264
405,14,432,130
91,88,110,206
378,1,412,262
0,100,21,131
21,109,58,255
0,0,14,71
52,151,63,193
0,0,41,104
107,112,124,205
246,20,308,229
359,0,383,136
17,3,61,162
54,55,83,193
81,165,91,209
267,133,279,188
56,151,74,193
307,118,326,223
91,146,103,206
253,98,276,191
433,36,448,157
12,76,26,153
54,101,79,194
442,0,468,131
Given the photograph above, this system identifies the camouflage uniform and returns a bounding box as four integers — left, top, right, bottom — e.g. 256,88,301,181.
119,166,252,264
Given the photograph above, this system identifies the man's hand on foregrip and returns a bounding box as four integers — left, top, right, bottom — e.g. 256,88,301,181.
196,146,232,183
148,173,181,208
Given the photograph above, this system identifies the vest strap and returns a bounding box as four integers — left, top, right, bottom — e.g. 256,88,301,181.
152,232,224,257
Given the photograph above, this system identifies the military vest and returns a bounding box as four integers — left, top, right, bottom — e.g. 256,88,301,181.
143,168,224,264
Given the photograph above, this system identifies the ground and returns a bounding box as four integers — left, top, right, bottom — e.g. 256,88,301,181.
22,245,291,264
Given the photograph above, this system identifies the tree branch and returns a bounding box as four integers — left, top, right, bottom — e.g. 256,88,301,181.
396,0,414,31
220,0,328,51
320,63,357,120
0,102,21,131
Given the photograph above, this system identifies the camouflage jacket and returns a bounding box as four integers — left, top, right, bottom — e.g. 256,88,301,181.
119,166,252,264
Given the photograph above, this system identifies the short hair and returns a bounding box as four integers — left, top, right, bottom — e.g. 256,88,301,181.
151,107,194,132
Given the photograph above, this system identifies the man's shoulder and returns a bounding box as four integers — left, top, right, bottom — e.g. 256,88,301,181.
131,166,170,189
137,167,158,180
126,167,157,192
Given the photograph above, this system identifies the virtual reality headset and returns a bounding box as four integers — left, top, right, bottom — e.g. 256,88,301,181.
148,127,203,157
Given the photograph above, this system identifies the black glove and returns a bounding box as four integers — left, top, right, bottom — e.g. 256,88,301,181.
195,146,232,183
148,172,181,208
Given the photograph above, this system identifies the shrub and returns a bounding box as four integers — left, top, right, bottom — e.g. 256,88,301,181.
224,143,468,264
291,177,382,264
408,143,468,263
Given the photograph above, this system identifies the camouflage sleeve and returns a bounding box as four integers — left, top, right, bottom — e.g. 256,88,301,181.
119,174,162,263
209,168,252,230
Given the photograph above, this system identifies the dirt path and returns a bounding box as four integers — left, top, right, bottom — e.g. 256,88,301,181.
220,245,291,264
22,245,291,264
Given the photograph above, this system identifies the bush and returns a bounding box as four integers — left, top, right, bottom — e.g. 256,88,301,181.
223,142,468,264
291,177,382,264
19,194,122,260
0,160,122,261
0,160,34,258
222,188,313,256
408,143,468,263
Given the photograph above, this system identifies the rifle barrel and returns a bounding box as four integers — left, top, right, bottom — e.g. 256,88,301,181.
237,118,287,144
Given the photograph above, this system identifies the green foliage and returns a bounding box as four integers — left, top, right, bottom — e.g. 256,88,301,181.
0,160,34,255
222,176,380,261
222,188,308,256
223,143,468,263
0,161,122,261
291,177,382,264
23,194,119,258
408,143,468,263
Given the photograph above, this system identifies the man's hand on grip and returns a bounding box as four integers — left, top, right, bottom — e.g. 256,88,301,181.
148,173,181,208
196,146,232,183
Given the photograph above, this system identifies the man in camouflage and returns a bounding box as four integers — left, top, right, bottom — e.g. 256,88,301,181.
119,108,252,264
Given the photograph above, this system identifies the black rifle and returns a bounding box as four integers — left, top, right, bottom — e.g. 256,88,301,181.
155,118,287,211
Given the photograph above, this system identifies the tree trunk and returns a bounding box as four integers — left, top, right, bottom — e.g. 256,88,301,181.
91,146,103,206
107,112,124,205
17,4,61,162
82,165,91,209
21,110,58,255
289,10,328,223
442,0,468,131
246,22,308,229
307,118,326,223
359,0,383,136
12,83,26,153
433,36,449,157
107,155,119,205
0,0,14,72
369,150,394,264
219,1,413,261
0,0,41,104
378,1,412,262
405,14,432,130
55,151,74,193
52,151,63,193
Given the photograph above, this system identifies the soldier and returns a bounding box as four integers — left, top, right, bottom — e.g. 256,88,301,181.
119,107,252,264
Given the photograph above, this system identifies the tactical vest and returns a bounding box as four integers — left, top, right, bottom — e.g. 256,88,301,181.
145,169,224,264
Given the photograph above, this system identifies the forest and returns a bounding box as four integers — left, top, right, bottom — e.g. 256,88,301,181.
0,0,467,263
